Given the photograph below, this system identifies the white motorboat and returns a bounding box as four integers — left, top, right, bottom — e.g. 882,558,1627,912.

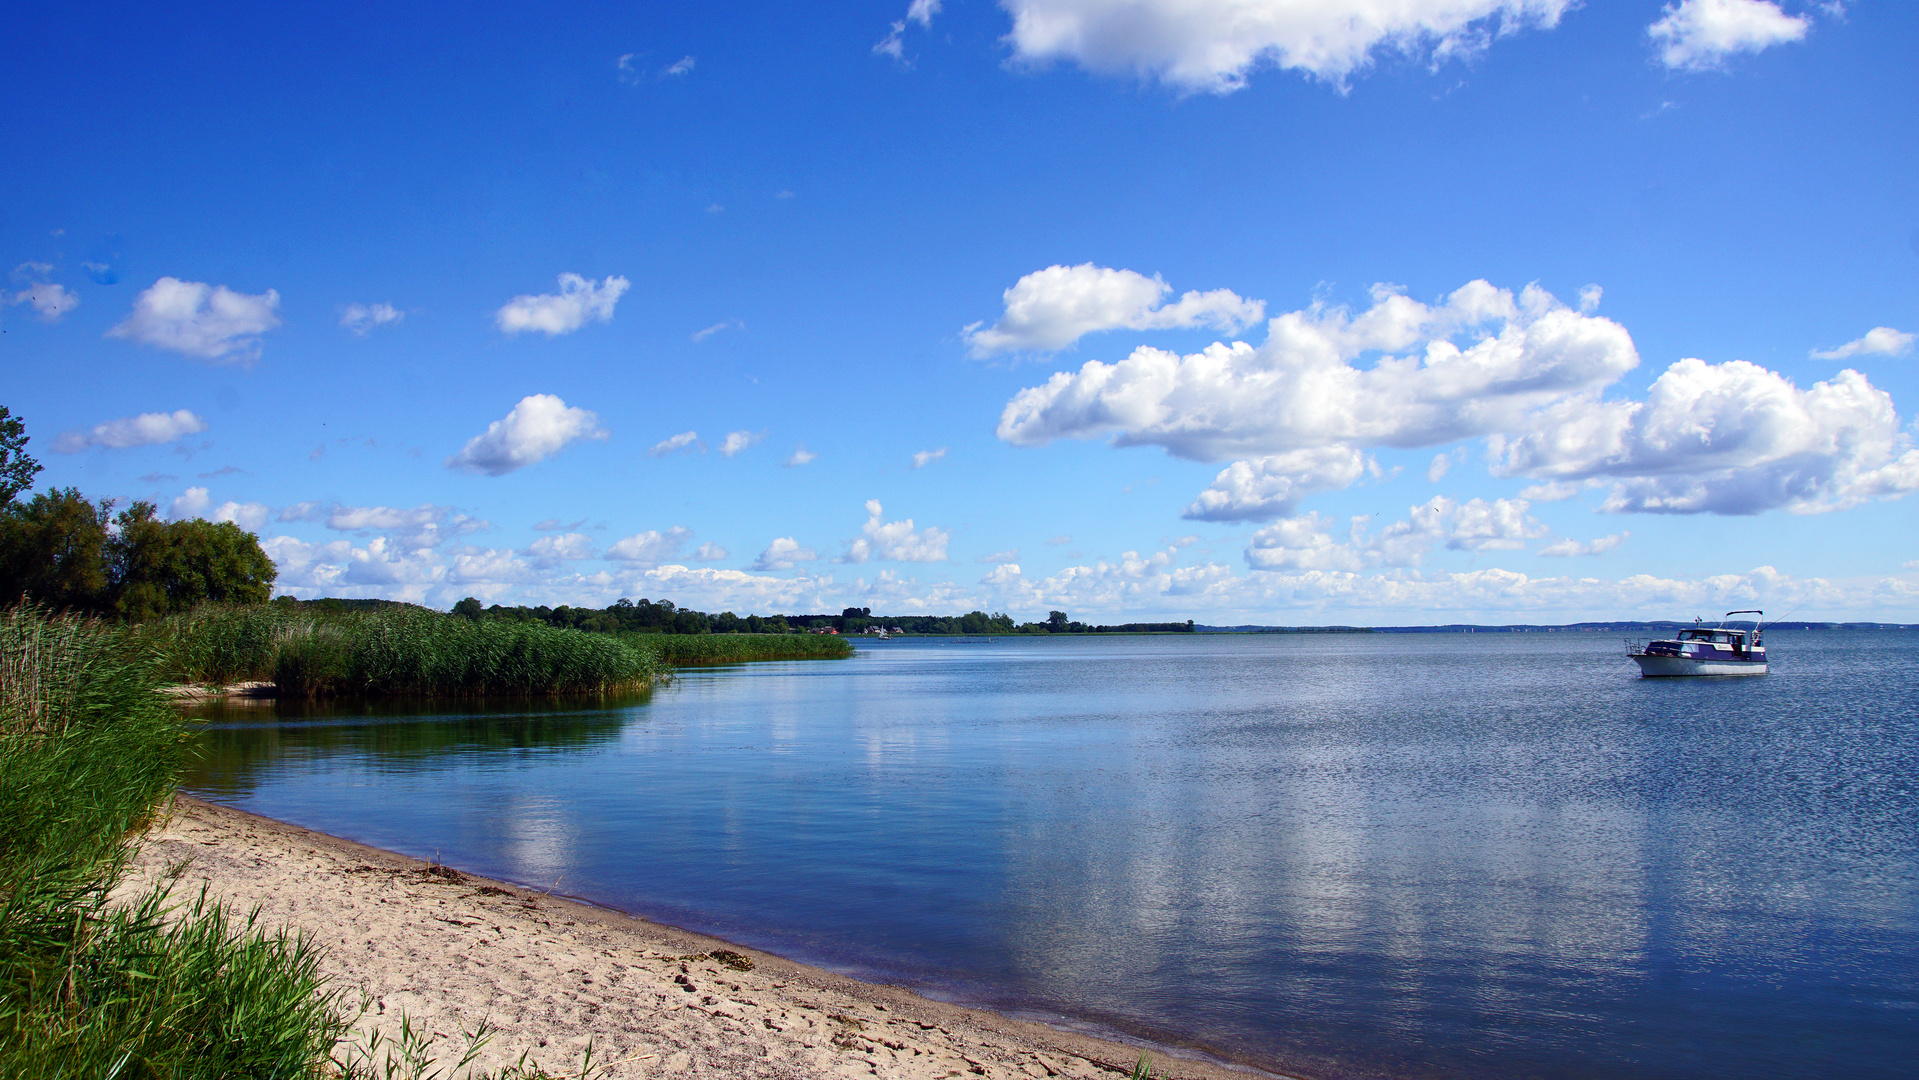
1627,610,1769,677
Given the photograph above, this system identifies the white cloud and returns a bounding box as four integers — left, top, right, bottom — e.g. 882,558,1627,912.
1649,0,1809,71
169,487,210,519
978,549,1020,564
309,502,489,548
447,394,607,476
751,537,819,572
839,499,951,564
1182,447,1373,523
1001,0,1576,94
692,542,729,562
525,532,597,567
664,55,696,76
1000,280,1638,462
1577,284,1603,314
649,431,701,457
965,263,1264,356
692,319,740,342
1489,360,1919,515
53,409,208,453
494,273,630,336
340,302,404,335
211,501,272,532
1810,327,1914,361
719,429,764,457
875,2,940,59
1538,532,1630,557
9,282,79,321
784,445,817,467
911,447,948,470
1244,497,1549,571
166,488,269,531
1003,278,1919,519
617,53,643,84
605,527,693,567
108,277,282,363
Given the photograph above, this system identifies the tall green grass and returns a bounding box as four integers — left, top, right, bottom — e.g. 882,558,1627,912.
144,605,661,697
0,606,347,1076
621,631,855,665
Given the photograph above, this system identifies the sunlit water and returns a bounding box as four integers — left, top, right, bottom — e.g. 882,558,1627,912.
180,631,1919,1080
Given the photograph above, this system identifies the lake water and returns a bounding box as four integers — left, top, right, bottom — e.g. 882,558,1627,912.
180,631,1919,1080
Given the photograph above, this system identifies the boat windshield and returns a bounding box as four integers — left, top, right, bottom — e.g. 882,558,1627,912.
1677,629,1745,644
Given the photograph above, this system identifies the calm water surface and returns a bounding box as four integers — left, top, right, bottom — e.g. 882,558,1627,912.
181,632,1919,1080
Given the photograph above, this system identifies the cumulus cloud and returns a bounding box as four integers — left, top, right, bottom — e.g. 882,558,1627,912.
1001,0,1576,93
447,395,607,476
649,431,701,457
784,445,817,467
751,537,819,572
719,430,764,457
53,409,208,453
1539,532,1630,557
692,542,729,562
1182,447,1373,523
911,447,948,469
169,487,210,519
965,263,1264,356
605,527,694,567
1000,280,1638,461
1810,327,1913,361
494,274,630,336
524,532,597,568
298,502,489,548
9,282,79,321
1649,0,1809,71
977,549,1020,564
340,302,404,335
1488,360,1919,515
839,499,951,564
1244,496,1550,572
107,277,282,363
1003,278,1919,519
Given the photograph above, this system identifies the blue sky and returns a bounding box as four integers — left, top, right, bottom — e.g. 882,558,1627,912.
4,0,1915,623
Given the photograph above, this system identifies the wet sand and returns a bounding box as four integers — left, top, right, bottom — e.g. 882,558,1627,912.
123,795,1282,1080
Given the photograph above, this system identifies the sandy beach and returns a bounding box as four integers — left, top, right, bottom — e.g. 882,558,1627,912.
123,795,1276,1080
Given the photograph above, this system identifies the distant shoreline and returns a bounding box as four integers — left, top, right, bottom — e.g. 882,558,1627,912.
1194,621,1916,634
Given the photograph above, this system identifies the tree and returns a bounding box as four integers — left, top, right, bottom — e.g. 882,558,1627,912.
0,487,113,612
107,502,277,621
452,597,484,620
1048,610,1069,632
0,407,43,507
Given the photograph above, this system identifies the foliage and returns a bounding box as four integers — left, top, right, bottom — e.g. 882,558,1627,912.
144,603,660,696
0,407,39,507
0,490,276,619
0,606,347,1077
621,631,854,665
462,597,1193,637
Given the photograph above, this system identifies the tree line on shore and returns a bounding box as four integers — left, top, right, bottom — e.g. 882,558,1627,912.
459,597,1194,636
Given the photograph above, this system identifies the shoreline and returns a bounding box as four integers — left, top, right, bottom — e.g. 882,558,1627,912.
126,794,1290,1080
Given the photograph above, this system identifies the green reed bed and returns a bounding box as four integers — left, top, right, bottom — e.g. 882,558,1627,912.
622,631,855,665
146,605,661,698
0,607,346,1077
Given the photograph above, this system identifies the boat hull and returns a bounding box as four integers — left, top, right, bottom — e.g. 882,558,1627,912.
1631,654,1768,677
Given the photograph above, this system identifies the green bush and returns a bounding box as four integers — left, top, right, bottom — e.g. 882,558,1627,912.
0,606,346,1077
620,631,855,665
144,604,661,697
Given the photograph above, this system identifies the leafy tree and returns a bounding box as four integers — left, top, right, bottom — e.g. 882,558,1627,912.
0,407,42,506
451,596,484,620
0,487,113,612
107,502,277,620
1048,610,1069,632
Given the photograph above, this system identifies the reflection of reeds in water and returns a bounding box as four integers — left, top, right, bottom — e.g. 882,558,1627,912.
141,605,661,698
0,607,348,1074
